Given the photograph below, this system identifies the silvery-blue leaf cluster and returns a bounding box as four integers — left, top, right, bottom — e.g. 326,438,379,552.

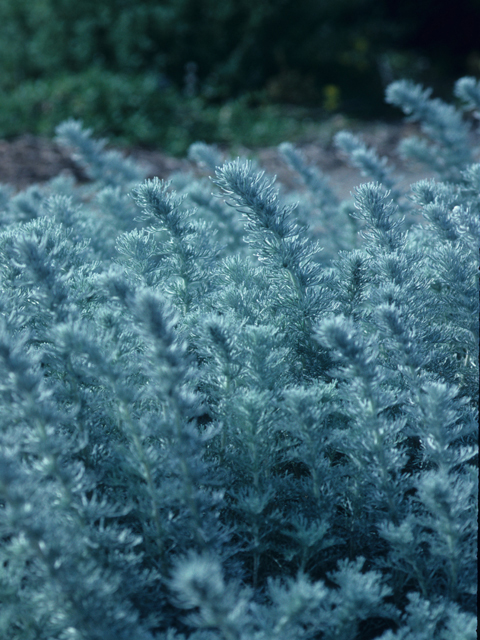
0,77,478,640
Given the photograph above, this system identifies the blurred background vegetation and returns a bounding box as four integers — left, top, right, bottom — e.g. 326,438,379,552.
0,0,479,155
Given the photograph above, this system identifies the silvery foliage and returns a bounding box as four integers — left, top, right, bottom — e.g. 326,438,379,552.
0,78,477,639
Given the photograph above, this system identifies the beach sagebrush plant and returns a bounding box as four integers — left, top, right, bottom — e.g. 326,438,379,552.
0,78,478,639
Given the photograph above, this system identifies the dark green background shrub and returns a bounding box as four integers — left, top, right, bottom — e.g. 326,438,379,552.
0,0,479,151
0,67,322,155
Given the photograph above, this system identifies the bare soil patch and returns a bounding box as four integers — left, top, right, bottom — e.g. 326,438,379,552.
0,120,471,199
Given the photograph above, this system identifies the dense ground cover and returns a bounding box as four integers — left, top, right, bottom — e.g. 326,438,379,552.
0,76,478,640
